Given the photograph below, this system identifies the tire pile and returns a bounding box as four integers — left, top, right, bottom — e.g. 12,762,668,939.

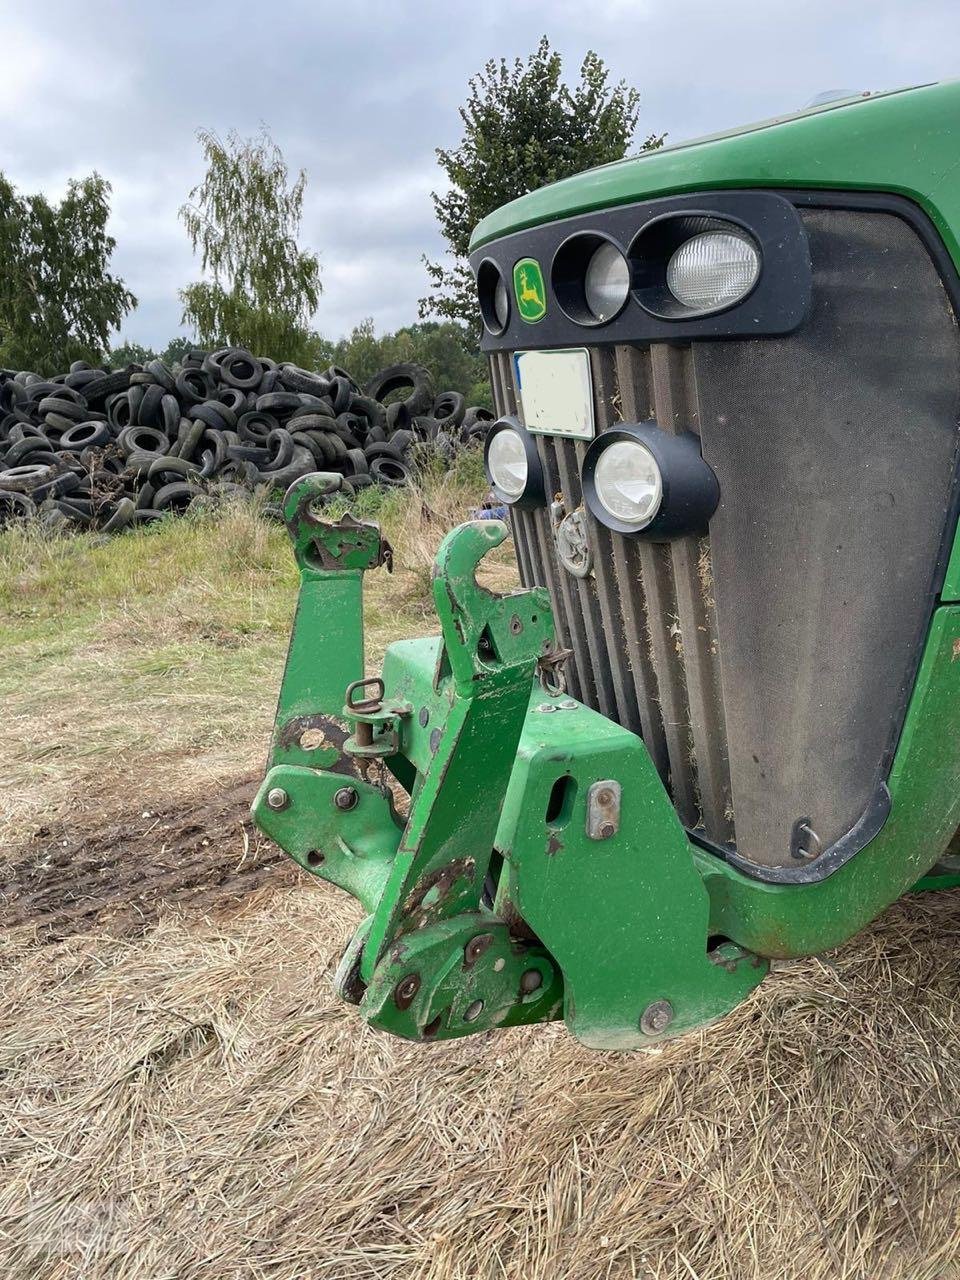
0,349,495,533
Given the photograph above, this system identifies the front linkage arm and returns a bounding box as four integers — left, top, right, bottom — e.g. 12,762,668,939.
253,474,767,1048
253,474,564,1040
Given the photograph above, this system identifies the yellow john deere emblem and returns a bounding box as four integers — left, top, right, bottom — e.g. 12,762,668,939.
513,258,546,323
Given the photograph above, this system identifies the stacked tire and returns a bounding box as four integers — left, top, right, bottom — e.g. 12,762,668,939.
0,349,495,534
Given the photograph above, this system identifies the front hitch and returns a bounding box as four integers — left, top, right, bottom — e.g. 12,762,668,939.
252,475,767,1048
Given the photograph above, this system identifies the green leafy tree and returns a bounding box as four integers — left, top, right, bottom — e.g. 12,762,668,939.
179,127,321,361
109,339,157,368
0,173,136,373
318,318,491,408
421,37,663,324
109,336,193,369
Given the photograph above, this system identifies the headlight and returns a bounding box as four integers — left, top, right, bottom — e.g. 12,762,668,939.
552,233,630,326
483,416,545,509
666,231,760,311
584,242,631,322
593,439,662,528
494,276,509,329
629,214,763,320
477,259,509,335
582,423,720,538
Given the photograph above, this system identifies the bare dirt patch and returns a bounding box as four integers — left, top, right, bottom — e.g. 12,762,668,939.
0,776,297,943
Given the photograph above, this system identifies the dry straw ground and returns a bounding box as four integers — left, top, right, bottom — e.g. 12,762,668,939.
2,461,960,1280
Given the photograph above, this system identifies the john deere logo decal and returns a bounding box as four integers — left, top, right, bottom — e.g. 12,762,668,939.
513,258,546,323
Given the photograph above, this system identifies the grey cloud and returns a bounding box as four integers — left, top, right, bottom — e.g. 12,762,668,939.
2,0,959,348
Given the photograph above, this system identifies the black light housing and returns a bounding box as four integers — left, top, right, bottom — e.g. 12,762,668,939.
483,415,546,510
551,231,631,327
581,421,720,538
477,258,510,335
628,213,762,320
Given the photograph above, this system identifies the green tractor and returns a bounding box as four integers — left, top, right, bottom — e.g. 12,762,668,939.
252,82,960,1049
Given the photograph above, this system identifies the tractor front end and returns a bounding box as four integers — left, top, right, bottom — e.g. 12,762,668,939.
253,82,960,1049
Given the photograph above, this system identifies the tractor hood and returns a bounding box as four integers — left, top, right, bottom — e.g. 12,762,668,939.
469,80,960,272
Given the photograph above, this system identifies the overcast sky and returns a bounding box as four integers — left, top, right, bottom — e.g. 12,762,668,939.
2,0,959,350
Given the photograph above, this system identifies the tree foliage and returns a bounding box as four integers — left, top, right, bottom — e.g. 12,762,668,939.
421,37,663,324
314,319,491,408
0,173,136,374
108,335,193,369
179,128,321,362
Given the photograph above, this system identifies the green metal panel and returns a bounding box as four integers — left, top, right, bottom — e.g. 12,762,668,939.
469,81,960,276
696,606,960,957
943,519,960,601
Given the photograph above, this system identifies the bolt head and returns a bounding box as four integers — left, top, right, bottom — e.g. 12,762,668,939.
598,821,616,840
463,999,485,1023
394,973,421,1010
520,968,543,994
333,786,359,811
640,999,674,1036
266,787,289,811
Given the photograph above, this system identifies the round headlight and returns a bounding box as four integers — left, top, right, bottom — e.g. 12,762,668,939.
487,428,527,497
666,231,760,312
483,416,546,510
582,422,720,539
584,241,631,322
494,276,509,329
593,439,663,528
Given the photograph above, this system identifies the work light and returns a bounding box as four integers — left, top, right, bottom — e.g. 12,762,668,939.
583,241,631,322
582,423,719,537
592,439,663,528
666,231,761,312
483,416,545,509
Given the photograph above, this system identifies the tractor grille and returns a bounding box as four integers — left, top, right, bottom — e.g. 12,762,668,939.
490,344,734,847
491,207,960,871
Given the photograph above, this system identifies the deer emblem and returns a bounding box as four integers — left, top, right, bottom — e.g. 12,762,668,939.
514,260,546,320
518,267,543,308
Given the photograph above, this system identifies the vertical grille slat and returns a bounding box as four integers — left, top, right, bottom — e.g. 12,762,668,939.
493,339,733,848
649,347,734,840
552,437,619,720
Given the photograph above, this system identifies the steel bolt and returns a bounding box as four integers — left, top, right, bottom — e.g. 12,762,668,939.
464,933,494,967
520,968,543,994
394,973,421,1010
266,787,289,811
640,999,674,1036
598,821,616,840
418,706,430,728
333,786,359,811
463,999,485,1022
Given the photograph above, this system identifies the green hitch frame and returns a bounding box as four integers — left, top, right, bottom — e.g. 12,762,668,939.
252,475,960,1050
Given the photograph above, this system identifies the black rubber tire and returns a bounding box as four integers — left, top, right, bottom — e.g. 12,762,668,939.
432,391,466,428
259,428,295,471
117,424,168,458
152,481,204,512
84,370,132,404
5,434,54,465
388,428,414,455
101,496,136,533
38,395,87,422
255,392,302,415
364,441,405,463
187,402,229,432
146,360,177,393
220,348,262,390
237,411,278,444
58,421,112,451
370,455,414,487
344,447,369,476
278,366,331,396
175,367,213,406
365,362,434,416
0,490,37,521
349,395,387,433
328,375,353,414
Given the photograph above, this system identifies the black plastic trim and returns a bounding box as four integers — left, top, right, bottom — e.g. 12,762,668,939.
471,190,811,352
551,231,631,328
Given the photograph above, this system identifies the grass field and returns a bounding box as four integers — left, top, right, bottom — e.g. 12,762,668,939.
2,461,960,1279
